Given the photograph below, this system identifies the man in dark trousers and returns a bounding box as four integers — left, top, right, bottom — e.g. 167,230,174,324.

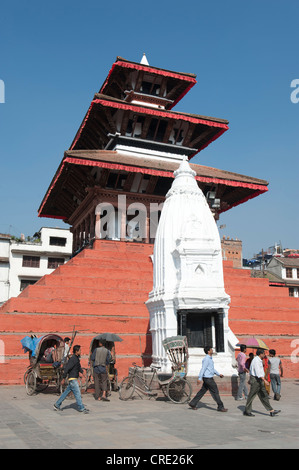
243,348,281,417
91,340,111,401
189,346,228,412
53,345,89,413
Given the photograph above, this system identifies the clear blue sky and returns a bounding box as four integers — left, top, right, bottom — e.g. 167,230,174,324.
0,0,298,259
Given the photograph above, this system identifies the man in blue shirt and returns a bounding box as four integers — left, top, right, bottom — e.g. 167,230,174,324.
189,346,228,412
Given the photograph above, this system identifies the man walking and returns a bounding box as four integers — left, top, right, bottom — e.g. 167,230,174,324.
91,340,111,401
54,345,89,414
236,344,249,400
268,349,283,401
189,346,228,412
243,348,281,417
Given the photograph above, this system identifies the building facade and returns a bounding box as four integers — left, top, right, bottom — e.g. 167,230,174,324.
0,227,72,304
267,256,299,297
221,236,242,268
0,234,11,304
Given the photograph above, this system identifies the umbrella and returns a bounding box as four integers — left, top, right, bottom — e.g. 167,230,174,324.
236,337,268,350
94,333,123,343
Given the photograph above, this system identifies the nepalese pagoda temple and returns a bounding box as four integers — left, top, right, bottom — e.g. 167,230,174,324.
1,55,299,386
38,55,268,249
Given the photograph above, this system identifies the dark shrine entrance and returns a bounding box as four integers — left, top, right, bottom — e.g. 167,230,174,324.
177,310,225,352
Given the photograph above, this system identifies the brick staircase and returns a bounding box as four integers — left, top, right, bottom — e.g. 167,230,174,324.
0,240,154,384
0,240,298,385
224,262,299,377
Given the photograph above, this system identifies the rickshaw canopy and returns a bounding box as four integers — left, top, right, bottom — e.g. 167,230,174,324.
162,335,189,371
162,335,188,353
22,334,65,364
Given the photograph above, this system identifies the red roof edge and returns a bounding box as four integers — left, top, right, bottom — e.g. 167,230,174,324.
99,60,197,110
38,157,268,219
70,99,228,154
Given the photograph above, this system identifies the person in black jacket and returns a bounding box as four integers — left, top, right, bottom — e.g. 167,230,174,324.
53,345,89,414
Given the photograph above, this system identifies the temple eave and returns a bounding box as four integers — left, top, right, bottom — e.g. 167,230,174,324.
38,151,268,222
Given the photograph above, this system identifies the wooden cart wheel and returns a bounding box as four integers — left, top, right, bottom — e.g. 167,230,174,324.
166,377,192,404
25,371,37,396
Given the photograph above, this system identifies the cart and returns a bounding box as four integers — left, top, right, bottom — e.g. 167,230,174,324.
23,334,66,395
119,335,192,404
83,334,122,393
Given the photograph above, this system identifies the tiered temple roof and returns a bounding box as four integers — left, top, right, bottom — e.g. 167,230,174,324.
38,56,268,225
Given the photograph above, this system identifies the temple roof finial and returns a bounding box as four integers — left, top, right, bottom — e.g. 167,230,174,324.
140,53,149,65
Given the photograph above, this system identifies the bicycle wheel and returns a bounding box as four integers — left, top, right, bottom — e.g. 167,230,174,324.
166,377,192,404
119,376,135,401
26,371,37,396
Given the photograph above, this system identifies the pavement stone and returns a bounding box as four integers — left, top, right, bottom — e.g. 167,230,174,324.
0,379,298,451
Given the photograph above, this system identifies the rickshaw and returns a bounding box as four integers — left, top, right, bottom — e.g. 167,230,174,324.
23,334,66,395
162,335,189,377
119,335,192,404
83,333,122,393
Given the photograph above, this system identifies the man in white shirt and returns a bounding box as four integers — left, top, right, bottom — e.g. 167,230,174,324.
243,348,281,417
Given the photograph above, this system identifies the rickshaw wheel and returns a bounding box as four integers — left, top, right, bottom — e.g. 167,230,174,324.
24,367,32,384
166,377,192,404
119,376,135,400
26,371,37,396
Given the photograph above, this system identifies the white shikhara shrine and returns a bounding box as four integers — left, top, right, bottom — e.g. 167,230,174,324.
146,157,238,376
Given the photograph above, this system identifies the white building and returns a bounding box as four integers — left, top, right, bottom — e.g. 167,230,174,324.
0,234,11,304
0,227,72,304
267,256,299,297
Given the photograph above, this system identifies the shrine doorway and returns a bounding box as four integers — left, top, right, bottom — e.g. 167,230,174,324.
177,309,225,353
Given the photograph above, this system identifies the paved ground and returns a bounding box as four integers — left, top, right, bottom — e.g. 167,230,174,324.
0,379,298,451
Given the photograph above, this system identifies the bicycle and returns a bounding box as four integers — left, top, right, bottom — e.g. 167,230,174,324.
119,362,192,404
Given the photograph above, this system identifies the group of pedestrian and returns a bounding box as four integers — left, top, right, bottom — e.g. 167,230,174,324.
53,339,111,414
52,339,283,418
188,345,283,418
236,345,283,402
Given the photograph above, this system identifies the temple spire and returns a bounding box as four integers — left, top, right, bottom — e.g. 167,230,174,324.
140,53,149,65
